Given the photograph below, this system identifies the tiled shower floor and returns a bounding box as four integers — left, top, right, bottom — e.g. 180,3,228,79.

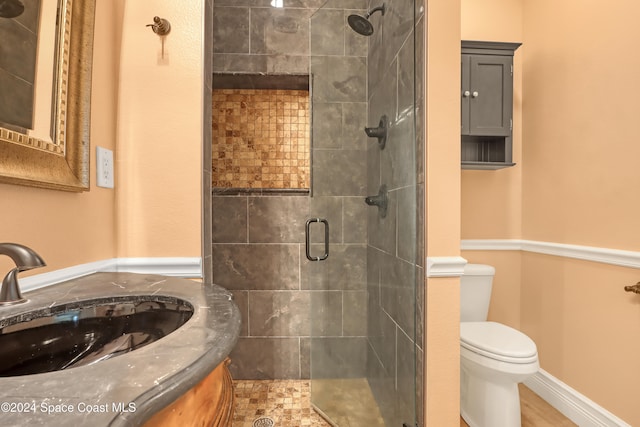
232,379,385,427
232,380,330,427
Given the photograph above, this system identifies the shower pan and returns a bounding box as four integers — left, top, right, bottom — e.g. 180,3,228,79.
308,1,420,426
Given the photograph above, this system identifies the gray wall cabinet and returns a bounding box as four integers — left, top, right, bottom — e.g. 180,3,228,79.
461,40,521,170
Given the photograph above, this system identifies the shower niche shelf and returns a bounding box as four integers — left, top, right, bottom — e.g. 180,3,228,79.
461,40,521,170
212,73,311,192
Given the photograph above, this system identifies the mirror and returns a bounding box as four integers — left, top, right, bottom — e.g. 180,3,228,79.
0,0,96,192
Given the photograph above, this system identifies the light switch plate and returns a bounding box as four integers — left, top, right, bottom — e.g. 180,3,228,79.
96,146,114,188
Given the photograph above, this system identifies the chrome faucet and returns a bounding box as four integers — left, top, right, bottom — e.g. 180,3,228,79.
0,243,46,305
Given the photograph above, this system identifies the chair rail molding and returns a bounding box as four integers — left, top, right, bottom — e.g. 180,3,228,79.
426,256,468,277
461,239,640,269
19,257,203,293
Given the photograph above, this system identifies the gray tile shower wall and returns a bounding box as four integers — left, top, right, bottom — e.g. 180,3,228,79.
365,0,425,426
213,194,369,380
415,8,426,427
213,0,369,75
213,0,371,381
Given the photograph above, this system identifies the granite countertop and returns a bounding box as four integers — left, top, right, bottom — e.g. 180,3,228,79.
0,272,241,426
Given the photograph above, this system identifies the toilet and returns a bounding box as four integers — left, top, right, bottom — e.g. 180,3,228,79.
460,264,539,427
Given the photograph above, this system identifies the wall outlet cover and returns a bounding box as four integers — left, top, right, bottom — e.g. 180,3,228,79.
96,146,114,188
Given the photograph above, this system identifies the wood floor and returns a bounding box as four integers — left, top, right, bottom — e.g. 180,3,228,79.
233,380,576,427
460,384,577,427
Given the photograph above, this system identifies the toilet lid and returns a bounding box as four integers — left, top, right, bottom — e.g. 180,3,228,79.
461,322,537,363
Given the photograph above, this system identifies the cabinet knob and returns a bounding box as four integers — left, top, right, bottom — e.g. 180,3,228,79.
472,91,479,98
463,90,470,97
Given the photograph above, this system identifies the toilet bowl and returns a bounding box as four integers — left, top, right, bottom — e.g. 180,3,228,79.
460,264,539,427
460,321,539,427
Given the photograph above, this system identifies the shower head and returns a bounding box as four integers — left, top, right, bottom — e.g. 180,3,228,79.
348,15,374,36
347,4,385,36
0,0,24,18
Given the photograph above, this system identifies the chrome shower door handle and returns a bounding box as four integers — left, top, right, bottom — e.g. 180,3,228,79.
305,218,329,261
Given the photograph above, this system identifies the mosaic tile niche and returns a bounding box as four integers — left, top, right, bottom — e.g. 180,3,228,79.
212,89,310,190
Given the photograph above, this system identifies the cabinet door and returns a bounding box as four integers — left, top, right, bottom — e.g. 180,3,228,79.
463,54,513,137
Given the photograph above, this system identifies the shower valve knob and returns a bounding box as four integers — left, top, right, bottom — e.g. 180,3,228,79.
364,115,388,150
365,185,388,218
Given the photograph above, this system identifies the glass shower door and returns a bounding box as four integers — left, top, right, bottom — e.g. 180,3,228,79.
307,1,419,426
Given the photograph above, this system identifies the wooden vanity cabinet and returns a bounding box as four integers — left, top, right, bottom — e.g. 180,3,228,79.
461,40,521,169
144,358,234,427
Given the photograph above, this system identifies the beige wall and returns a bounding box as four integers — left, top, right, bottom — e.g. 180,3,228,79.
520,1,640,423
521,255,640,424
0,0,204,277
424,0,462,425
460,0,524,240
522,1,640,250
461,0,526,333
116,0,203,259
461,0,640,424
0,0,119,275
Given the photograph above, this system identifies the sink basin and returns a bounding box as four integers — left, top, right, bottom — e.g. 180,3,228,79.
0,295,194,377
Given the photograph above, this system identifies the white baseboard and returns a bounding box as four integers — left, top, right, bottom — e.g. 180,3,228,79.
461,239,640,269
524,369,631,427
20,257,202,293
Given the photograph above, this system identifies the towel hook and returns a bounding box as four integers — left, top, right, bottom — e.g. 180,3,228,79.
624,282,640,294
147,16,171,36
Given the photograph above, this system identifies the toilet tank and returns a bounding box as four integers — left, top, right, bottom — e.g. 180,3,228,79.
460,264,495,322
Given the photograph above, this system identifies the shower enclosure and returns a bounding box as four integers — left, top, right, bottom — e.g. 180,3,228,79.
211,0,422,424
307,1,420,426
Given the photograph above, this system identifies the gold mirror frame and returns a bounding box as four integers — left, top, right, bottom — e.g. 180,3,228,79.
0,0,96,192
